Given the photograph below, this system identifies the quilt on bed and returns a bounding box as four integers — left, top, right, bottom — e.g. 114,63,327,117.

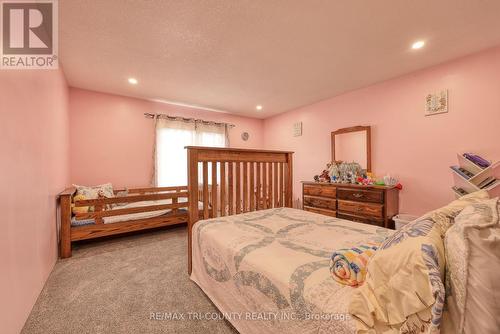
190,207,392,334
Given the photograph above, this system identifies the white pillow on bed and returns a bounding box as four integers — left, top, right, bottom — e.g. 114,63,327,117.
73,183,115,199
444,197,500,334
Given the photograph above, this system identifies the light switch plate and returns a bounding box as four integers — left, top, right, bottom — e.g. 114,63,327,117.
293,122,302,137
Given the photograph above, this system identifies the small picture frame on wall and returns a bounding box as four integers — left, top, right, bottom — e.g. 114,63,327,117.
425,89,448,116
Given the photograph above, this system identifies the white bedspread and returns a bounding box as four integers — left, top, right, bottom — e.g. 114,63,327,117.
191,207,393,334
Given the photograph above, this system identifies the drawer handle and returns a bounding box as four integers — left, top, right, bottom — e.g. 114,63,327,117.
353,193,364,198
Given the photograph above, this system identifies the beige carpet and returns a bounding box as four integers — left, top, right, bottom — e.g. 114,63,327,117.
22,226,237,334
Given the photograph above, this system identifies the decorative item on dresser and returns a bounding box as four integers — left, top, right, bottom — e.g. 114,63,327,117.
301,182,399,228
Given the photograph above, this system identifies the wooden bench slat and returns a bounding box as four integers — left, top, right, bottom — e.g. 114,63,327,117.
228,162,234,215
249,162,255,211
256,162,261,210
273,162,279,208
279,162,284,207
75,202,189,220
203,162,209,219
118,186,187,194
220,162,226,217
74,191,188,206
236,162,241,214
262,162,267,209
268,162,272,208
243,162,248,212
211,161,218,218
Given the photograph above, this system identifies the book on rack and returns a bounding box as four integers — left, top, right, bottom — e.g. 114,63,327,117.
452,186,469,196
450,166,474,180
452,152,499,198
463,153,491,169
478,177,498,189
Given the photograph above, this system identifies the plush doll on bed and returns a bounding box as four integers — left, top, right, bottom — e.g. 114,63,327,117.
97,191,116,210
71,194,90,214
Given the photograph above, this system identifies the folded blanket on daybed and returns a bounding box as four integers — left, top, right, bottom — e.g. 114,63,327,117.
71,218,96,226
330,243,379,287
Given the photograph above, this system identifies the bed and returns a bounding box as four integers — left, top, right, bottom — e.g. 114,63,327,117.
59,186,194,258
185,147,492,334
188,146,366,332
191,207,392,333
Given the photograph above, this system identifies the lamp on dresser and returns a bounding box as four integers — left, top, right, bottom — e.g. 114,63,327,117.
302,125,399,229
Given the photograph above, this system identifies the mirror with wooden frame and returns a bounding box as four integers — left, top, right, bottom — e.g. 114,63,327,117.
331,126,371,172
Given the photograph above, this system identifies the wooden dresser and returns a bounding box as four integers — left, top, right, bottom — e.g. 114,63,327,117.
301,181,399,228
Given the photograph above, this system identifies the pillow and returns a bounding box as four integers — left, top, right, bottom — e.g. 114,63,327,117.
421,190,490,236
444,197,499,334
115,189,128,197
348,191,490,334
378,191,489,251
349,216,445,333
73,183,114,199
113,188,129,207
73,183,115,212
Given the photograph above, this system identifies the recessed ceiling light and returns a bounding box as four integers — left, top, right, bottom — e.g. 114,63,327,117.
128,77,138,85
411,41,425,50
256,105,263,110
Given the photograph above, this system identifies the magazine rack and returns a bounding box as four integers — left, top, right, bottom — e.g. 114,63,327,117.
451,153,500,198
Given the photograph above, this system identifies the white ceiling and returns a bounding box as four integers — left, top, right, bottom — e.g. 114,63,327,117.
60,0,500,118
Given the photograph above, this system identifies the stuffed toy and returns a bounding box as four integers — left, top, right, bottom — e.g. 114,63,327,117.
71,194,89,214
319,169,330,182
97,192,114,210
328,161,341,182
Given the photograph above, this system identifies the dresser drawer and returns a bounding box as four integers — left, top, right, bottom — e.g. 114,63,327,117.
303,184,336,198
303,195,336,210
337,200,383,218
303,206,337,218
337,188,384,204
337,213,384,227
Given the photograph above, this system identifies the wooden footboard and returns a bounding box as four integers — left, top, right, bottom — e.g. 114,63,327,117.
187,146,294,274
59,186,190,258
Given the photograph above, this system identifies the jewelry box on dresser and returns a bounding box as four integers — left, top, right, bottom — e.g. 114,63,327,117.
301,182,399,229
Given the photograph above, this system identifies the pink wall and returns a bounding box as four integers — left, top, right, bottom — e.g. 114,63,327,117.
69,88,264,187
0,69,69,334
264,46,500,215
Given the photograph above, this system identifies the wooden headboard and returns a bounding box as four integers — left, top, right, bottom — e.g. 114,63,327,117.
186,146,294,273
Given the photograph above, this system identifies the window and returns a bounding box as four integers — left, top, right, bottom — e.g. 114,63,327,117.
155,119,227,187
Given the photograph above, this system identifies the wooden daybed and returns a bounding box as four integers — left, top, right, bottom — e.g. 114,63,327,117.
59,186,192,258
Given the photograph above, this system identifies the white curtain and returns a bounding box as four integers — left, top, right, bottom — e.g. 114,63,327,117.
153,117,229,187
